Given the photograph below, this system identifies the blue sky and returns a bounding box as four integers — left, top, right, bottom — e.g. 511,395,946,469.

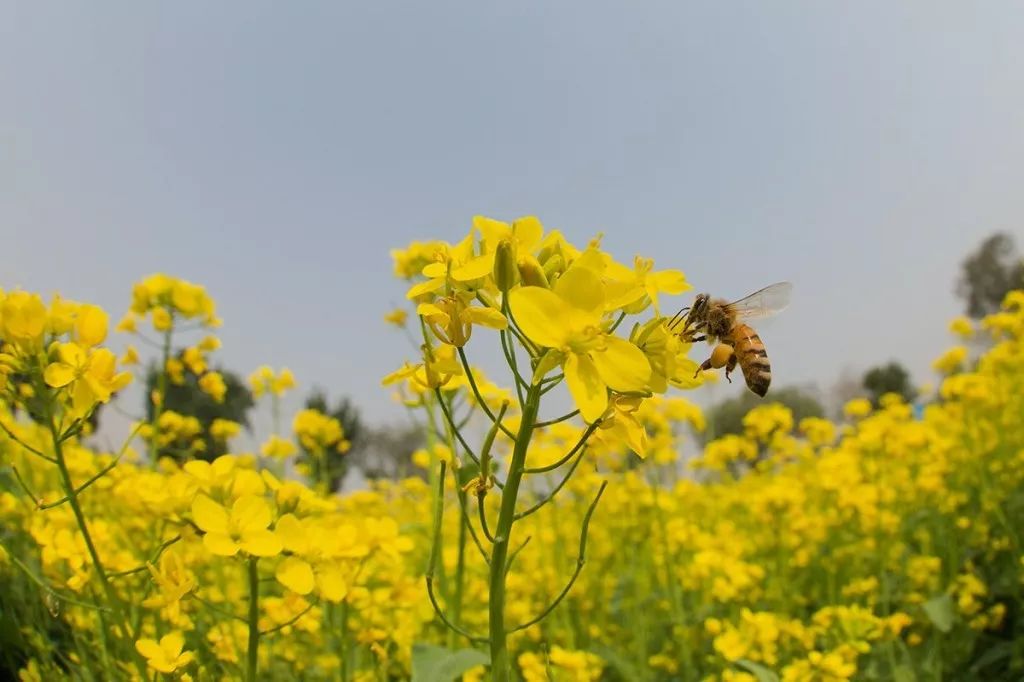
3,3,1023,443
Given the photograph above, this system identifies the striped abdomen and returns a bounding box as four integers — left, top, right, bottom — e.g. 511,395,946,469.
728,323,771,397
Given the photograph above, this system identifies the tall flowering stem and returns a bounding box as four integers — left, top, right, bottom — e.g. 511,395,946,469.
487,382,541,679
392,215,698,678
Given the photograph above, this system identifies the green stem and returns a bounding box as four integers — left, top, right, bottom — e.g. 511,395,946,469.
150,325,172,469
247,558,260,681
457,347,516,439
451,490,468,649
488,383,541,681
48,415,148,678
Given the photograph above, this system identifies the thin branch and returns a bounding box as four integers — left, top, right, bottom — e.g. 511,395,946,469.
503,298,540,358
456,347,517,438
41,423,143,510
261,600,317,635
505,535,532,576
454,488,491,566
424,461,489,644
509,481,607,633
425,577,489,644
434,389,480,467
535,410,580,429
522,420,601,474
499,329,528,407
434,389,504,490
476,495,496,544
192,594,247,624
9,465,40,507
0,540,110,612
514,446,588,520
109,535,182,578
0,421,56,463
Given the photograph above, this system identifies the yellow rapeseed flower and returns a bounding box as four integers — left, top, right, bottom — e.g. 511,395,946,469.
191,494,282,557
135,631,194,674
509,262,650,422
43,343,132,415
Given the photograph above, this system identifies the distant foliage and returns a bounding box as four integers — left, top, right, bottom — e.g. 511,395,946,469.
862,361,916,407
703,384,825,443
957,232,1024,319
143,361,254,461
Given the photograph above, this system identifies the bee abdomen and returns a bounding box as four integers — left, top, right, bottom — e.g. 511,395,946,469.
730,325,771,397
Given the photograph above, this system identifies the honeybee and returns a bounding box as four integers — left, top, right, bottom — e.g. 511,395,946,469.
670,282,792,397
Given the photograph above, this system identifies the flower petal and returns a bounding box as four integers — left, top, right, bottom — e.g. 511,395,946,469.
553,265,604,318
464,306,508,330
650,269,691,295
241,529,283,557
43,363,76,388
231,495,272,533
203,532,239,557
317,566,349,603
276,557,315,595
75,305,109,347
451,253,495,282
593,336,651,393
416,303,449,325
512,216,544,252
473,215,511,246
508,287,572,349
565,353,607,423
135,638,163,661
406,278,445,300
191,495,230,534
159,631,185,657
616,411,648,458
275,513,309,554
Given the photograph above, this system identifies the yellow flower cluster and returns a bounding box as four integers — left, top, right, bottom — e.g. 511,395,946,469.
293,409,349,454
1,254,1024,680
249,365,296,398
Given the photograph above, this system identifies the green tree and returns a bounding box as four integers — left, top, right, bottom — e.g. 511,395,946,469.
957,232,1024,319
862,361,916,407
143,361,254,462
703,384,825,443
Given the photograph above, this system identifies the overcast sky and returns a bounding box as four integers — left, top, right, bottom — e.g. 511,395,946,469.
3,3,1023,445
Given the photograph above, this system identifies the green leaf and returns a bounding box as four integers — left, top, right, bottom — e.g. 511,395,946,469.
892,664,916,682
736,659,780,682
411,643,488,682
922,594,955,633
969,640,1013,674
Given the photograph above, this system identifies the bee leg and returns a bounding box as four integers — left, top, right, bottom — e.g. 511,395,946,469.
689,335,707,343
695,357,713,378
724,353,738,383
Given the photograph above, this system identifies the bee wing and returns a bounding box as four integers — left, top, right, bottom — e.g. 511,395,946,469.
725,282,792,320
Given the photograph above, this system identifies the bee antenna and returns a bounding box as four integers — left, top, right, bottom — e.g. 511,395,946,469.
666,306,689,330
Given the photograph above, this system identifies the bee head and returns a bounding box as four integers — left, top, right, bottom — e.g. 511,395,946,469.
687,293,710,325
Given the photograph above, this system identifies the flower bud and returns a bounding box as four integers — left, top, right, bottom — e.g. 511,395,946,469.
518,254,550,289
493,239,520,292
532,349,564,384
542,254,565,281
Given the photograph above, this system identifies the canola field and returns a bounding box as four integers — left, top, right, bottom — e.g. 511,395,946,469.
1,218,1022,681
